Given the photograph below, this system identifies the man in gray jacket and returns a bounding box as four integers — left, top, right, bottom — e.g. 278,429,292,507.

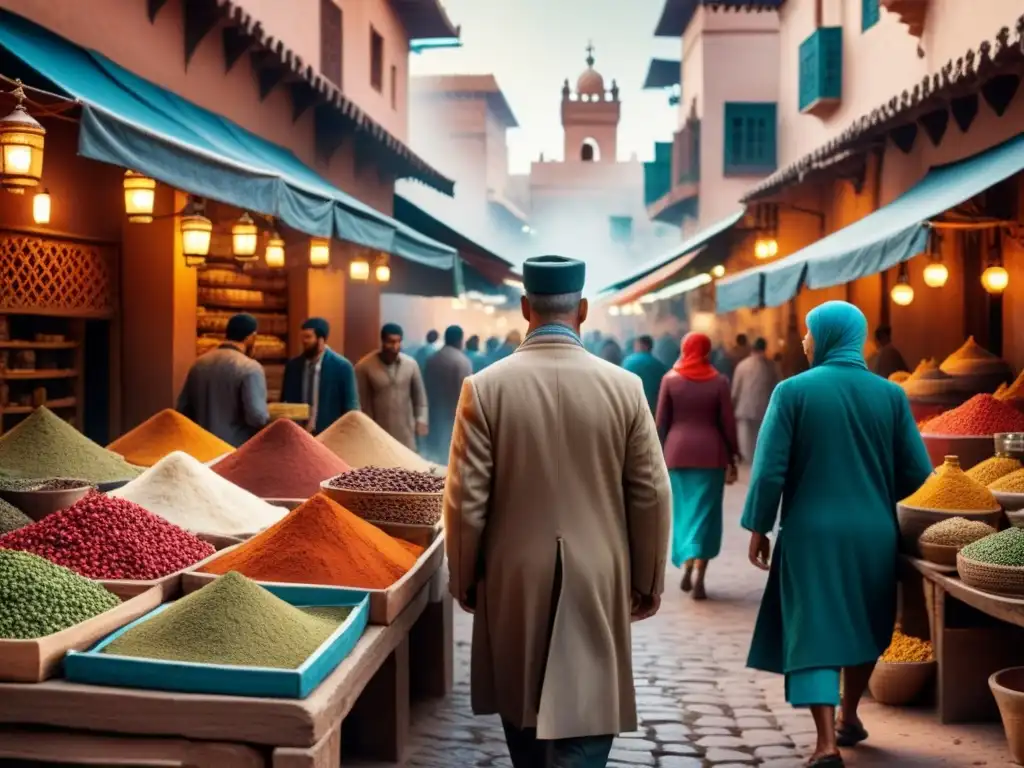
177,313,270,447
731,337,779,464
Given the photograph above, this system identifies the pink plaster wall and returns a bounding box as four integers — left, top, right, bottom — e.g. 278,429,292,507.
777,0,1023,168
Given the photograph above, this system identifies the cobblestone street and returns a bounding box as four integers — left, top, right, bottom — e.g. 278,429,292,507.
399,477,1016,767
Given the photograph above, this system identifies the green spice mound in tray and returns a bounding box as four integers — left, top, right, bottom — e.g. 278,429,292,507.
0,498,33,534
102,571,352,669
960,527,1024,567
0,407,142,484
0,550,121,639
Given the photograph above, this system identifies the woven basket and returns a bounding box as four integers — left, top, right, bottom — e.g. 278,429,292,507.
918,541,960,567
868,661,936,706
958,553,1024,597
897,504,1003,556
319,483,442,526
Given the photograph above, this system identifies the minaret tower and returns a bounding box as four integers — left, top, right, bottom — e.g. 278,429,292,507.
561,42,621,163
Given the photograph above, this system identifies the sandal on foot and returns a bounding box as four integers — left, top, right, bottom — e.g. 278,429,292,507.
807,754,844,768
835,721,868,748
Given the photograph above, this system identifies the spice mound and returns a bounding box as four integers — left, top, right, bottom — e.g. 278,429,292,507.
102,571,350,668
922,394,1024,436
0,407,142,484
989,469,1024,493
901,456,999,511
0,492,215,580
888,371,911,383
920,517,996,547
880,630,934,663
0,478,93,492
108,410,234,468
318,411,438,473
110,451,287,536
966,456,1022,487
0,498,32,534
326,467,446,494
213,420,350,499
0,550,120,640
960,527,1024,566
998,369,1024,403
941,336,1007,375
200,493,423,589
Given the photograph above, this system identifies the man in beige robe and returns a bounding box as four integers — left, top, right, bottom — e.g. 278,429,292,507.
444,255,671,768
354,322,428,451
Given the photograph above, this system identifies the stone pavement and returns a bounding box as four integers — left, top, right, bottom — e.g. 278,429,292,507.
399,477,1016,767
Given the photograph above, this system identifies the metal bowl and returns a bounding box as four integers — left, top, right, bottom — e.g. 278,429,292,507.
995,433,1024,461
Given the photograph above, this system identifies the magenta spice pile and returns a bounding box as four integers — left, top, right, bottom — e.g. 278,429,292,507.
0,492,214,580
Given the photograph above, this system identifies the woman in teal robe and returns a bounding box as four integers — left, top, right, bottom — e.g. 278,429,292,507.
741,301,932,767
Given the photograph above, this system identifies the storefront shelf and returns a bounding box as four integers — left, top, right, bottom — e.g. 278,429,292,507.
1,398,77,414
0,341,78,350
0,369,78,380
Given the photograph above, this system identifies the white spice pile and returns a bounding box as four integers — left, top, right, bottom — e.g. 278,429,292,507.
109,451,287,535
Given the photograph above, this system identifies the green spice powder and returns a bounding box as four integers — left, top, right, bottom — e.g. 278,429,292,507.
0,407,142,484
960,527,1024,567
0,498,32,534
0,550,121,640
102,572,351,669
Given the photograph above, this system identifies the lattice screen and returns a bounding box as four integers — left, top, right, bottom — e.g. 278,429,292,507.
0,232,116,316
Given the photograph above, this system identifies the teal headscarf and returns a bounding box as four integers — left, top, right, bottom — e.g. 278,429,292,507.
806,301,868,369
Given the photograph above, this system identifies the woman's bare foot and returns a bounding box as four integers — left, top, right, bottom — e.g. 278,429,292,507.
680,567,693,592
692,580,707,601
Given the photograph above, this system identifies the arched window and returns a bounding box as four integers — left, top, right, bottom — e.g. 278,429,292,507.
581,138,600,162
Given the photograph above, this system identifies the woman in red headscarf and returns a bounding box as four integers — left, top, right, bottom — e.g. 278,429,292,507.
655,332,740,599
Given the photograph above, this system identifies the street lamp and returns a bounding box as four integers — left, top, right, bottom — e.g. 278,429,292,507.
123,171,156,223
309,238,331,268
265,232,285,268
180,199,212,267
231,212,259,262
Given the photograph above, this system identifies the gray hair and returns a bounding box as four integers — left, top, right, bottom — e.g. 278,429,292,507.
525,291,583,316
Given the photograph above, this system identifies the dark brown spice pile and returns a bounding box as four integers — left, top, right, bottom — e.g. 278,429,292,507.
326,467,445,494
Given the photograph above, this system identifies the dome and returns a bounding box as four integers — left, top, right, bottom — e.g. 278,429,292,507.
577,68,605,97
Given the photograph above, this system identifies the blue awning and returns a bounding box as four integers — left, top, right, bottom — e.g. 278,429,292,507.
0,10,456,270
600,209,745,295
718,131,1024,311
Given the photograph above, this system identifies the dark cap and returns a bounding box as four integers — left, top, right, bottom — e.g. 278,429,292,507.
523,255,586,296
226,313,258,342
302,317,330,339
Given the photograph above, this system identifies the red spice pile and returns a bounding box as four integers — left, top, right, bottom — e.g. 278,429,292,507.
0,492,214,580
212,420,351,499
923,394,1024,436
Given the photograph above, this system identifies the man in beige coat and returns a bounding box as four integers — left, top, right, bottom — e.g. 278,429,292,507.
444,255,672,768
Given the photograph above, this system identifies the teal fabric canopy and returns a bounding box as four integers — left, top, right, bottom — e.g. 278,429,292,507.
718,131,1024,311
0,9,455,269
600,209,745,295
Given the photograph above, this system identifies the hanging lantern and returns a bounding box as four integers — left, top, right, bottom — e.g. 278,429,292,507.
890,262,914,306
608,304,621,316
32,188,51,225
231,212,259,261
982,265,1009,295
309,238,330,268
754,237,778,260
0,82,45,194
265,232,285,268
180,201,212,266
349,253,370,281
711,264,726,278
123,171,156,223
982,229,1008,295
374,255,391,283
922,261,948,288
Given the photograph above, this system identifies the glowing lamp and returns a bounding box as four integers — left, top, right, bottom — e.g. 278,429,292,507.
484,305,496,315
922,261,948,288
180,211,212,265
711,264,726,278
123,171,156,223
231,212,259,261
608,305,621,316
754,237,778,260
265,233,286,268
349,256,370,281
0,84,45,194
309,238,331,268
890,282,914,306
374,256,391,283
982,265,1009,295
32,189,50,224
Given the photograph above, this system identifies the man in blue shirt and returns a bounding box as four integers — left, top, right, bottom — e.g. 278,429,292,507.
622,335,669,413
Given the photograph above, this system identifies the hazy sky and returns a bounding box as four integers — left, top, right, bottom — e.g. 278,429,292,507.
409,0,680,174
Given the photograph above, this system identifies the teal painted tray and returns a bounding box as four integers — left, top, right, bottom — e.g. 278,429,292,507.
64,584,369,699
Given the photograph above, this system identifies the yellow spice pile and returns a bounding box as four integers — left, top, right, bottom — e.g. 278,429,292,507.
990,468,1024,493
881,630,934,663
901,456,999,511
966,456,1022,487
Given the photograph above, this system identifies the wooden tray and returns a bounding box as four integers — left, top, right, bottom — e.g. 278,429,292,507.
0,585,162,683
180,525,444,625
99,550,223,601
